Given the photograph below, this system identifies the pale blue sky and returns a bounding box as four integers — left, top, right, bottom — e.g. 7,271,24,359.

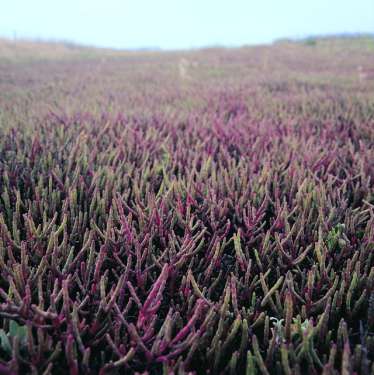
0,0,373,50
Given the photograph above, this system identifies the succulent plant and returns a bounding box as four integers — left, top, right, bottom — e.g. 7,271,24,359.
0,38,373,374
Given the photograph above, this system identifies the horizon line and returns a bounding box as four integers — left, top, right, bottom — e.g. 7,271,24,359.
1,31,373,52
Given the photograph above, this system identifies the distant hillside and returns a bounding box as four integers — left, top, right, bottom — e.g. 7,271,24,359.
0,38,146,62
0,34,373,63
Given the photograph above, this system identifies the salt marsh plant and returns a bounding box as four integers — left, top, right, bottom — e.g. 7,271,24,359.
0,37,373,374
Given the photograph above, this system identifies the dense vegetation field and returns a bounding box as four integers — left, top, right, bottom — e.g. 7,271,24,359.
0,37,373,374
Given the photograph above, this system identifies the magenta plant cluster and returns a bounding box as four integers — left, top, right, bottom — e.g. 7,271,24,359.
0,39,373,374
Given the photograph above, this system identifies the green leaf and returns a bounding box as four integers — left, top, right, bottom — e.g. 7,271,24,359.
9,321,28,344
0,329,11,355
